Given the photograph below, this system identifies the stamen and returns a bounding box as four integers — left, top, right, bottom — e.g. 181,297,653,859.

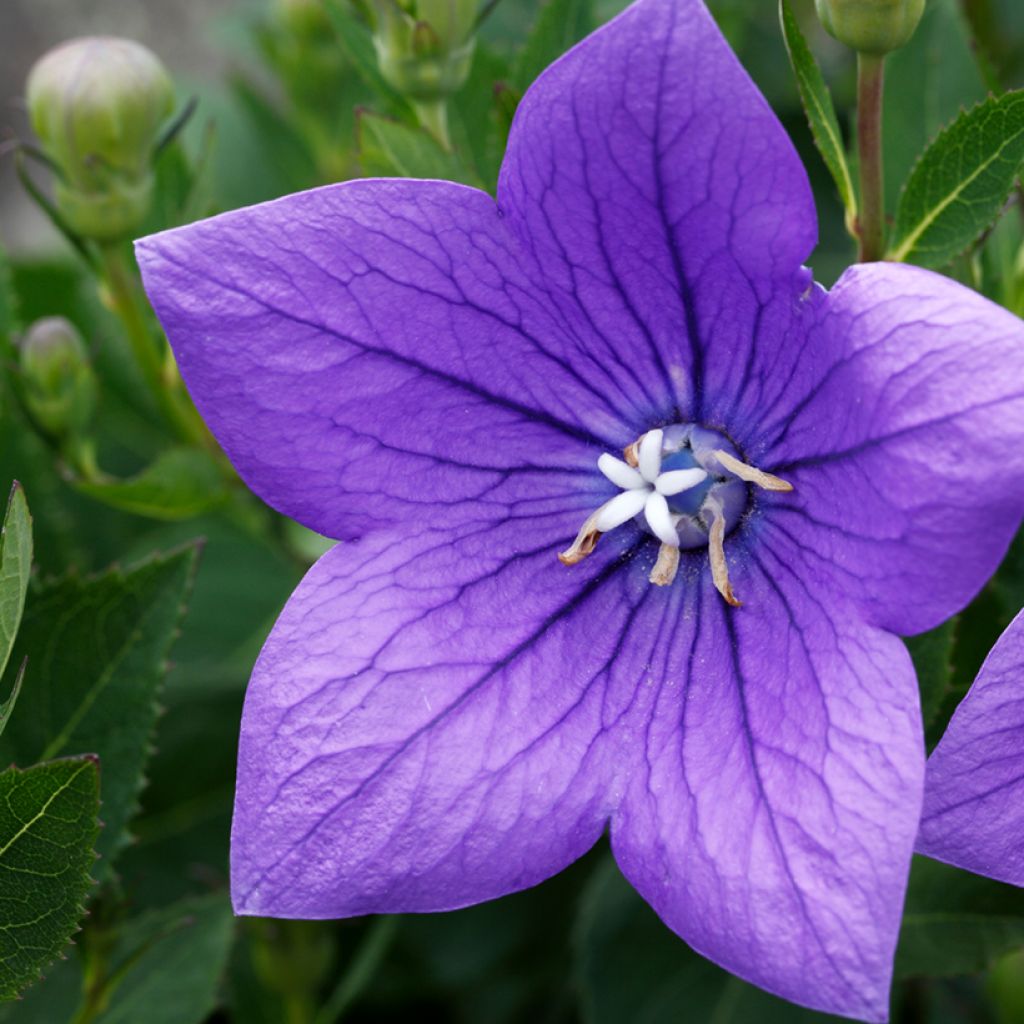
706,499,741,607
713,449,793,493
623,439,641,468
558,510,602,566
649,543,680,586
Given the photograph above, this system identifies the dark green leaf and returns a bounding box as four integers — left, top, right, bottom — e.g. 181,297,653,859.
0,547,198,872
0,757,100,1000
72,448,229,521
513,0,595,91
907,619,957,729
358,112,477,183
0,484,32,690
896,856,1024,979
91,894,234,1024
889,90,1024,266
779,0,856,217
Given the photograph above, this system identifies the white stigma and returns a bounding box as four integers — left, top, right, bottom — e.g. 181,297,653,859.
594,429,706,548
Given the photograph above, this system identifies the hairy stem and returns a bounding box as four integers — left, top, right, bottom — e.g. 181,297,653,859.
856,53,886,262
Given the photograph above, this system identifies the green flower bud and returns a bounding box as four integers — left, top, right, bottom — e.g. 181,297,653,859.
371,0,478,102
276,0,334,41
815,0,925,55
18,317,97,437
26,37,175,241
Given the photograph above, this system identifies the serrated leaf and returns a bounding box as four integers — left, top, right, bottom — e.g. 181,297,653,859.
358,113,476,183
779,0,856,218
888,91,1024,266
513,0,595,91
0,757,100,1001
906,618,956,729
895,856,1024,979
72,448,229,521
0,547,198,873
92,894,234,1024
0,485,31,690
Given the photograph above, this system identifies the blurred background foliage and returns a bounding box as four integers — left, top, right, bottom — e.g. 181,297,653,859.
1,0,1024,1021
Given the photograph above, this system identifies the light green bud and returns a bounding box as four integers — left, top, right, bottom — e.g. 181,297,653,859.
815,0,925,55
26,37,175,241
371,0,477,102
18,317,97,437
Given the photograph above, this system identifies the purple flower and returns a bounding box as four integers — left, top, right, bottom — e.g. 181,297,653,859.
136,0,1024,1019
917,610,1024,887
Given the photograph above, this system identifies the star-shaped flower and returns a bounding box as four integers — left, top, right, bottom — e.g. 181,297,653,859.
136,1,1024,1019
918,609,1024,887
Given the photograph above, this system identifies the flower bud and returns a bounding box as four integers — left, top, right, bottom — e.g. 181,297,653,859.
18,317,97,437
371,0,477,102
815,0,924,55
26,37,175,241
276,0,334,41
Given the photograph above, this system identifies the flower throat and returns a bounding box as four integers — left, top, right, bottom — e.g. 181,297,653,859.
559,424,793,605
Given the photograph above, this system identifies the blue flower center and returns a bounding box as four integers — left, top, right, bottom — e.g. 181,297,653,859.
649,424,748,550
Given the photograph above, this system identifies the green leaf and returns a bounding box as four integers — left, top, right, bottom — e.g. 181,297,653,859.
513,0,595,91
906,619,957,729
71,448,229,521
889,90,1024,266
0,484,32,690
0,547,198,873
358,112,477,183
779,0,856,218
0,894,233,1024
323,1,407,111
895,856,1024,979
92,894,234,1024
0,756,100,1001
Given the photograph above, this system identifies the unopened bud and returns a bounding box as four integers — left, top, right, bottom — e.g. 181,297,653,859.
276,0,333,40
371,0,477,102
18,317,97,437
26,37,174,241
815,0,925,55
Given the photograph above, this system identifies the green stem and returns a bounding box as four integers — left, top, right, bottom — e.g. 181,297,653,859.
856,53,886,262
411,99,452,150
285,993,317,1024
313,917,399,1024
97,242,209,447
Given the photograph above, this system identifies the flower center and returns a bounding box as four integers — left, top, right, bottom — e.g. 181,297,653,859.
559,423,793,605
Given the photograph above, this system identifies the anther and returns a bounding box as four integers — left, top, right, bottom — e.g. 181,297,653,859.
713,449,793,493
706,498,741,607
558,511,602,566
649,543,680,586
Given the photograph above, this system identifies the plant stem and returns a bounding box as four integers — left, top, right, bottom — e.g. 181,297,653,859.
97,242,209,447
856,53,886,262
411,100,452,150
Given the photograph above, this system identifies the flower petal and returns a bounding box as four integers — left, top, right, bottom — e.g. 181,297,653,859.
231,517,654,918
137,179,629,541
499,0,817,421
763,262,1024,635
917,609,1024,886
597,452,645,490
611,540,923,1022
